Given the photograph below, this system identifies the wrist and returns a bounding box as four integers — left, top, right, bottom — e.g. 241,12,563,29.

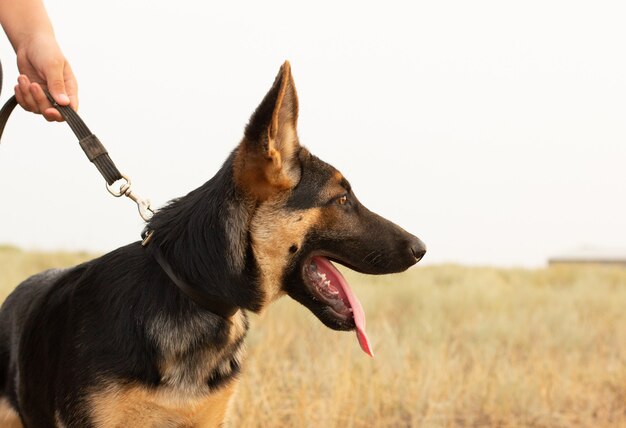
0,0,55,52
12,29,56,54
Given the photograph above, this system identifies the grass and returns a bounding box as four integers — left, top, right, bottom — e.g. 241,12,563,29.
0,245,94,302
1,247,626,427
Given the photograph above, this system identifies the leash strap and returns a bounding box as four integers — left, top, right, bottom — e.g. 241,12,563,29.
0,62,154,221
42,92,123,186
0,63,18,140
0,85,123,185
0,95,17,140
0,62,238,318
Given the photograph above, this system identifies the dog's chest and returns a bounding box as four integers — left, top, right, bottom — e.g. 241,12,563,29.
88,310,248,427
152,310,248,390
88,380,239,428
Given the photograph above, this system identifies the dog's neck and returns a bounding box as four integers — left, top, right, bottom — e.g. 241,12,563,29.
145,300,249,397
138,156,257,395
146,154,264,312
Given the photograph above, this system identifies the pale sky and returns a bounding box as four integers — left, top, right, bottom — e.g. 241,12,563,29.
0,1,624,266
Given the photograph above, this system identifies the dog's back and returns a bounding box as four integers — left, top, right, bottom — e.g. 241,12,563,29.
0,269,68,425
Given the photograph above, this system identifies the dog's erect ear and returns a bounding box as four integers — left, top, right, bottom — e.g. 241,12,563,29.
245,61,299,146
234,61,301,200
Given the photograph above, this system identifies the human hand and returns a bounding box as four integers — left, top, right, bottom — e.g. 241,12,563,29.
13,33,78,122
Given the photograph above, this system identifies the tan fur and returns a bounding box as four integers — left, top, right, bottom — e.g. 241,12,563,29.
228,310,248,343
250,198,322,305
233,142,297,201
0,398,23,428
233,61,300,201
324,182,348,203
55,411,67,428
151,310,246,397
268,61,299,153
89,381,238,428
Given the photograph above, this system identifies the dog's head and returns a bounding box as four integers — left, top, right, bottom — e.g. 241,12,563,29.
233,62,425,355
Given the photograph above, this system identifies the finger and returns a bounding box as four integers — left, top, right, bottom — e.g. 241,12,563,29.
14,85,30,112
31,83,63,122
29,82,55,118
64,63,79,111
43,107,64,122
45,61,71,106
17,75,39,113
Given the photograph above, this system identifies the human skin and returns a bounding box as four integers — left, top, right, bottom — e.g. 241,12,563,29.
0,0,77,122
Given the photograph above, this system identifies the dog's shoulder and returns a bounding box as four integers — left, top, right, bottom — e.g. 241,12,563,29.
0,268,71,337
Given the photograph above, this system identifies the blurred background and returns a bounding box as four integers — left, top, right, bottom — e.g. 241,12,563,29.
1,2,626,426
0,0,624,266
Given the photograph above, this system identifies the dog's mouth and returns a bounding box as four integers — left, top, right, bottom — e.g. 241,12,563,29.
303,256,373,357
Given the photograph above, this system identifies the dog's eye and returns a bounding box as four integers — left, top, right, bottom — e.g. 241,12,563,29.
337,195,348,205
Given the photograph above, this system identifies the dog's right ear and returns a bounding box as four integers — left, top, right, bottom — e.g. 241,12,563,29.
234,61,301,201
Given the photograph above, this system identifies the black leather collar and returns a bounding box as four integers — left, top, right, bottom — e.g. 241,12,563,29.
143,230,239,319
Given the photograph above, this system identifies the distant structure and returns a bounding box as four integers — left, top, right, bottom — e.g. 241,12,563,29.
549,246,626,267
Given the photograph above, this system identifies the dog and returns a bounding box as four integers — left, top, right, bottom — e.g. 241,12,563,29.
0,61,426,427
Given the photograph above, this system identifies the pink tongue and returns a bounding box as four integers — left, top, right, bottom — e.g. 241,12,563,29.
312,257,373,357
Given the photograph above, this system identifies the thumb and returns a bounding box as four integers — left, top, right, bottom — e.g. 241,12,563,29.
46,65,71,106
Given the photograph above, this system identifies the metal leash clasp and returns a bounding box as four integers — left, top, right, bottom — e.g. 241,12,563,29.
106,174,155,222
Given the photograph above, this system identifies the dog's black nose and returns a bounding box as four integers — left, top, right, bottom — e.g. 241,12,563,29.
409,236,427,262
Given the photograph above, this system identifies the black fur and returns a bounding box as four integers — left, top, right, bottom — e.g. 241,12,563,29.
282,149,425,331
0,62,425,427
146,152,264,312
0,157,256,426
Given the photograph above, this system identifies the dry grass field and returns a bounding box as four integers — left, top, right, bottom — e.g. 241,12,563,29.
1,245,626,427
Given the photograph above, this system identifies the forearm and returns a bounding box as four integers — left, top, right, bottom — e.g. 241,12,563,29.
0,0,55,51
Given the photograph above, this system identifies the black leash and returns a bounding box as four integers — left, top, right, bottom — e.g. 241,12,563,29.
0,75,123,186
0,62,239,319
0,63,154,221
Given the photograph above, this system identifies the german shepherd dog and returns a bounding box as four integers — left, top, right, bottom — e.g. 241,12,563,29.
0,62,425,427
